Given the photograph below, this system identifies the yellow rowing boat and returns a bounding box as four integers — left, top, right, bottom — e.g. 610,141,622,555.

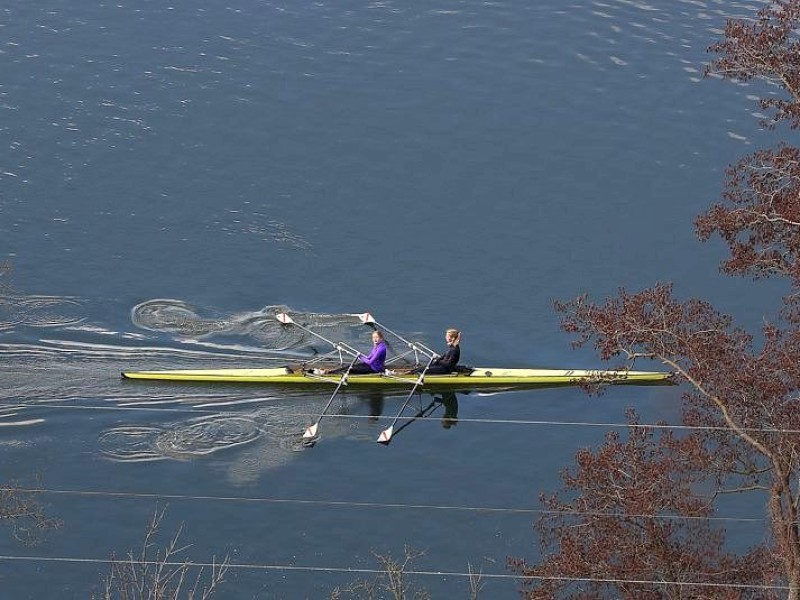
121,367,672,388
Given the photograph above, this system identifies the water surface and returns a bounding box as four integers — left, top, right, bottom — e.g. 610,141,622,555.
0,0,779,597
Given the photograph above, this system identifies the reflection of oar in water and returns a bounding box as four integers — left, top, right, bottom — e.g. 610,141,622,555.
275,313,361,441
377,353,437,445
387,398,439,440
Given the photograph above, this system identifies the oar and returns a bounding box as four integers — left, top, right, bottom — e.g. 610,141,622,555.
276,312,360,358
355,313,438,364
302,352,360,440
377,354,436,445
276,313,361,441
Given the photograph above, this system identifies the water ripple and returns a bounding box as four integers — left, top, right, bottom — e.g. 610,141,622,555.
0,294,85,331
99,415,262,462
0,262,85,331
130,299,306,347
0,405,43,428
130,298,380,352
131,299,231,337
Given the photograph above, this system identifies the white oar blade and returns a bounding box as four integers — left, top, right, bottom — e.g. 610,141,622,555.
357,312,375,324
377,426,394,444
276,312,294,324
303,423,319,439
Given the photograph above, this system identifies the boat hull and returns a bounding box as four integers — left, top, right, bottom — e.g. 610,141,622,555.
121,367,672,388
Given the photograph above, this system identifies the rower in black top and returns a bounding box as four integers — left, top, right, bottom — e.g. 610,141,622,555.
418,328,461,374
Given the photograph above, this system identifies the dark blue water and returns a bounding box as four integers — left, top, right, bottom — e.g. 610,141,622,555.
0,0,781,597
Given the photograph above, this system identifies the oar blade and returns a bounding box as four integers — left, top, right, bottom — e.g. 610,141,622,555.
356,312,375,325
276,312,294,324
303,422,319,439
376,426,394,445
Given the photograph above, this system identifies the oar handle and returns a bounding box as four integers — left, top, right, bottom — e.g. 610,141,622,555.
335,341,360,357
409,341,438,359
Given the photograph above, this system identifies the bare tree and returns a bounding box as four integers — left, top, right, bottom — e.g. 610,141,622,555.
508,411,776,599
512,1,800,597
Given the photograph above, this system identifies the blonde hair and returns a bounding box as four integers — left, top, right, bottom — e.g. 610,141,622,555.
446,329,461,345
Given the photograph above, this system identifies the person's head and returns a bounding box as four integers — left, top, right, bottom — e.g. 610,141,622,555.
372,330,385,344
445,328,461,346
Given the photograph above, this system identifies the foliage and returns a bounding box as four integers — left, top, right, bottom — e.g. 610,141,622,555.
705,0,800,130
511,1,800,598
94,506,229,600
508,412,778,599
699,0,800,293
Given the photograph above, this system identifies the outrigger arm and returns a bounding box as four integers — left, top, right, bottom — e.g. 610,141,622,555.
277,311,444,446
275,312,363,442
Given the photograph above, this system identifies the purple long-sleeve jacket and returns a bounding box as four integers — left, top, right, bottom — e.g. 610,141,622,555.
358,341,387,373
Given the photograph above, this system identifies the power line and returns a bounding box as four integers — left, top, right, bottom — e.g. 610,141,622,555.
1,486,766,523
0,554,789,592
3,400,800,435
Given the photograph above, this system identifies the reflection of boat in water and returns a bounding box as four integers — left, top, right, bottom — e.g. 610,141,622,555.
363,391,460,440
121,366,672,389
438,392,458,429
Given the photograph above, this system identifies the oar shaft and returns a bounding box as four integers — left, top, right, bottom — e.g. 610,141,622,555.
303,353,360,439
277,313,359,357
377,354,436,444
370,319,438,359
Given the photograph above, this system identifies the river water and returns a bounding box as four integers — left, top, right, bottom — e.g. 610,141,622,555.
0,0,781,597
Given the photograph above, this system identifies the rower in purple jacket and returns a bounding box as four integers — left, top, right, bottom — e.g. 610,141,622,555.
328,330,387,374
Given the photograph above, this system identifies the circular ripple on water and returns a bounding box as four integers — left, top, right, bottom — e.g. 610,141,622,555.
98,426,166,462
231,307,309,350
130,299,382,354
0,294,85,329
131,299,228,337
130,299,309,350
155,415,262,459
99,416,263,462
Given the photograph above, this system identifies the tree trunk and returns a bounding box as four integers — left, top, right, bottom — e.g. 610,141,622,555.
770,477,800,598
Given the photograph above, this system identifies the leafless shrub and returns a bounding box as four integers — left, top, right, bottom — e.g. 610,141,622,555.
329,547,485,600
330,546,431,600
94,505,229,600
0,477,62,545
467,561,485,600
